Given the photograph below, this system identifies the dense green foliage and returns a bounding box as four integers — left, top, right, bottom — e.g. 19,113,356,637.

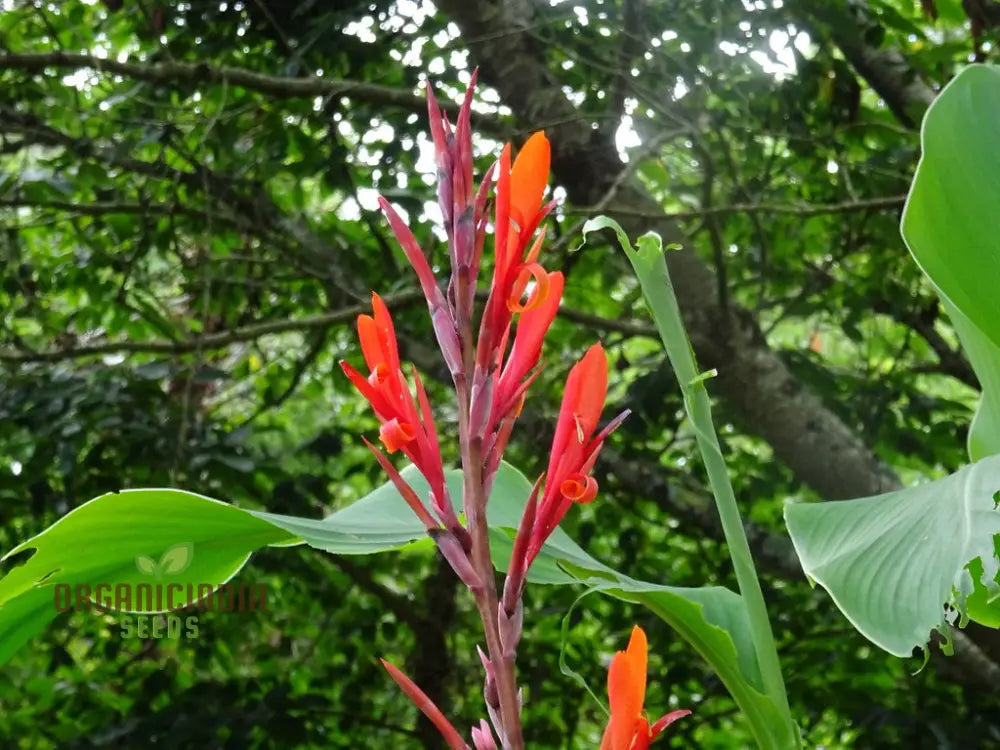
2,0,1000,746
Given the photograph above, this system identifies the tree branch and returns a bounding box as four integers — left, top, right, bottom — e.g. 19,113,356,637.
0,294,653,363
789,0,937,128
0,51,506,136
566,194,907,221
0,291,422,363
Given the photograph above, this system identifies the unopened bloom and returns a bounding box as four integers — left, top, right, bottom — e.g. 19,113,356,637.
601,626,690,750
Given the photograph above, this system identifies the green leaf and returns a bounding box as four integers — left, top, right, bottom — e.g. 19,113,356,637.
0,490,297,662
901,65,1000,460
946,301,1000,460
785,454,1000,657
581,216,796,747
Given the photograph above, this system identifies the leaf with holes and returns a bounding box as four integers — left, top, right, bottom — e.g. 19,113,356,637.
785,454,1000,656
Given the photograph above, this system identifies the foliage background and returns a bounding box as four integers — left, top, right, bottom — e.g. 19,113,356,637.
1,0,999,746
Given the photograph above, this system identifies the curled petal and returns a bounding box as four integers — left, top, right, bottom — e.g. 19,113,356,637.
560,473,598,504
379,418,416,453
507,262,551,313
523,226,546,265
649,710,692,741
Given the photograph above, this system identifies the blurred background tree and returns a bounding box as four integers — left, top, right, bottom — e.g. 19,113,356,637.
1,0,999,746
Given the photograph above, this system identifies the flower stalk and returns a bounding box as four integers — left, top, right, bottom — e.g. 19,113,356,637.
344,77,636,749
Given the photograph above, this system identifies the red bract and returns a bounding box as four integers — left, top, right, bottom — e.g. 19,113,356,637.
600,626,690,750
380,659,469,750
340,293,459,533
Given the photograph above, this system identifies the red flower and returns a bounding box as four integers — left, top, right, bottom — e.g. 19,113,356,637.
490,269,564,429
340,293,457,531
523,343,628,565
601,626,690,750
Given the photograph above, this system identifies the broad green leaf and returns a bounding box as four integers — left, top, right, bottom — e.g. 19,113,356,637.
785,454,1000,657
325,462,793,748
0,490,296,664
901,64,1000,460
579,216,796,747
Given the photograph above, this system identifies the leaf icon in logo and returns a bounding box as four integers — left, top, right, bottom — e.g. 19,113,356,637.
135,555,158,576
159,542,193,576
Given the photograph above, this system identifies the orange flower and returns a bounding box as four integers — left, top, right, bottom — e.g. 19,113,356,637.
508,131,549,221
601,627,690,750
522,344,628,564
477,132,556,379
340,293,456,531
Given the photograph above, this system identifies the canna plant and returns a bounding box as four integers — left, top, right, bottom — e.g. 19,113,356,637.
0,67,812,746
17,63,1000,748
3,40,1000,745
0,70,806,747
